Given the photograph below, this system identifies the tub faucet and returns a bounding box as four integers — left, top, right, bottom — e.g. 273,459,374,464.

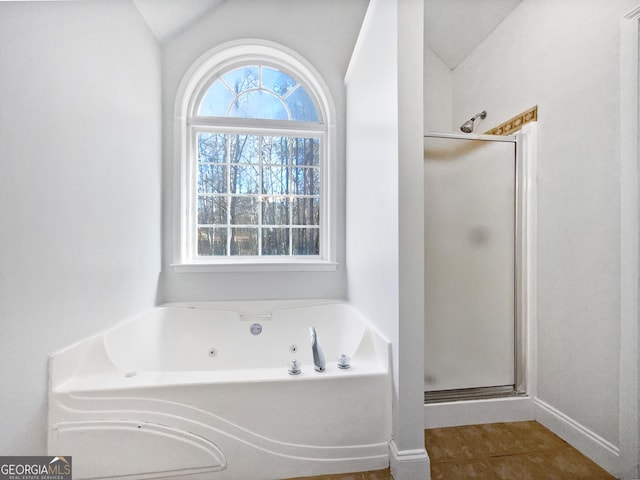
309,326,325,372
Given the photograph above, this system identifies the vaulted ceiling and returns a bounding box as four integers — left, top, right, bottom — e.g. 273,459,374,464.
424,0,523,69
134,0,524,69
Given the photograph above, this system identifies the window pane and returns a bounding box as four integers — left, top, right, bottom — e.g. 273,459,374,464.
198,196,227,224
195,66,320,123
230,228,258,255
198,164,227,194
292,228,319,255
286,87,318,121
292,167,320,195
222,66,259,94
230,165,259,194
198,133,227,163
262,67,297,96
198,81,234,117
262,228,290,255
262,197,289,225
262,166,289,195
229,134,258,164
292,137,319,166
230,196,259,225
262,136,290,165
230,90,288,120
198,227,227,256
292,197,319,226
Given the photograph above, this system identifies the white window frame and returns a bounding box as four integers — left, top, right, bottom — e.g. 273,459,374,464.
172,40,337,272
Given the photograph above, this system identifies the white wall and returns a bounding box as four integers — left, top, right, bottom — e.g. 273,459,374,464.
0,0,162,454
346,0,428,477
345,0,400,446
451,0,637,475
160,0,368,302
619,8,640,478
346,0,399,351
396,0,427,471
423,45,452,132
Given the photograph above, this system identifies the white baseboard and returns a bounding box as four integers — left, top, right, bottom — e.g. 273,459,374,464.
424,396,534,428
534,398,621,477
389,440,430,480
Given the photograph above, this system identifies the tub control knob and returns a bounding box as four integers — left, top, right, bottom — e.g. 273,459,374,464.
288,359,301,375
337,354,351,369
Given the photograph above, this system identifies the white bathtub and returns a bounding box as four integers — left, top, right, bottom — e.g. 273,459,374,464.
48,300,391,480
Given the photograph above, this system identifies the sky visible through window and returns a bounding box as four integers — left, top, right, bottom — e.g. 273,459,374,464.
198,66,318,122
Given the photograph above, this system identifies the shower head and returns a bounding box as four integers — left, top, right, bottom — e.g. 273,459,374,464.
460,110,487,133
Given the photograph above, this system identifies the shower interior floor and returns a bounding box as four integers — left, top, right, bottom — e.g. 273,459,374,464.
286,421,616,480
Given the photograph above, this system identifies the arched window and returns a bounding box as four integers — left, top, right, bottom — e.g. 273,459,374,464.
174,41,335,270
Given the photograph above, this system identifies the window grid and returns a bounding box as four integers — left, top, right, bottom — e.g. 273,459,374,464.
181,52,331,267
216,66,303,118
197,64,318,123
194,130,320,258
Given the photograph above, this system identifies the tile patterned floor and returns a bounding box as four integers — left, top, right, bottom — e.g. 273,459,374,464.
286,421,616,480
426,421,616,480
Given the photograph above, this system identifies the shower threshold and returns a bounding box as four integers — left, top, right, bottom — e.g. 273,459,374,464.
424,385,522,404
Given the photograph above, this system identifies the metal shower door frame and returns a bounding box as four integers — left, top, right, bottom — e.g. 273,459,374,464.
423,131,530,403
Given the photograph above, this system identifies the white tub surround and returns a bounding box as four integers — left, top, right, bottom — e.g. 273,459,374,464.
48,301,391,480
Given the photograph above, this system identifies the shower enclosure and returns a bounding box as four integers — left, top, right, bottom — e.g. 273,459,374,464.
424,132,527,402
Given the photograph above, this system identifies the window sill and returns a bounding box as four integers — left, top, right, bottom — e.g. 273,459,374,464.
171,259,338,273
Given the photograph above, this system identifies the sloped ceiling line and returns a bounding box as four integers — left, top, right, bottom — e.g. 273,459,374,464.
132,0,225,43
424,0,523,70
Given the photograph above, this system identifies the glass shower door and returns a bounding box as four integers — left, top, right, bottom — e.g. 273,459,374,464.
424,134,517,396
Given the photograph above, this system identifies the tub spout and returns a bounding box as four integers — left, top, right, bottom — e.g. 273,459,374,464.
309,326,325,372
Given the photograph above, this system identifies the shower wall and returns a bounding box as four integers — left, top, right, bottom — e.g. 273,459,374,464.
450,0,635,454
424,136,516,392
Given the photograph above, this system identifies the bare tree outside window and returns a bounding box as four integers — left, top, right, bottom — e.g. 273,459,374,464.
193,65,321,258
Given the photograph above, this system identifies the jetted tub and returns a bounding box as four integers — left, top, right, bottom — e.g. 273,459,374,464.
48,300,391,480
